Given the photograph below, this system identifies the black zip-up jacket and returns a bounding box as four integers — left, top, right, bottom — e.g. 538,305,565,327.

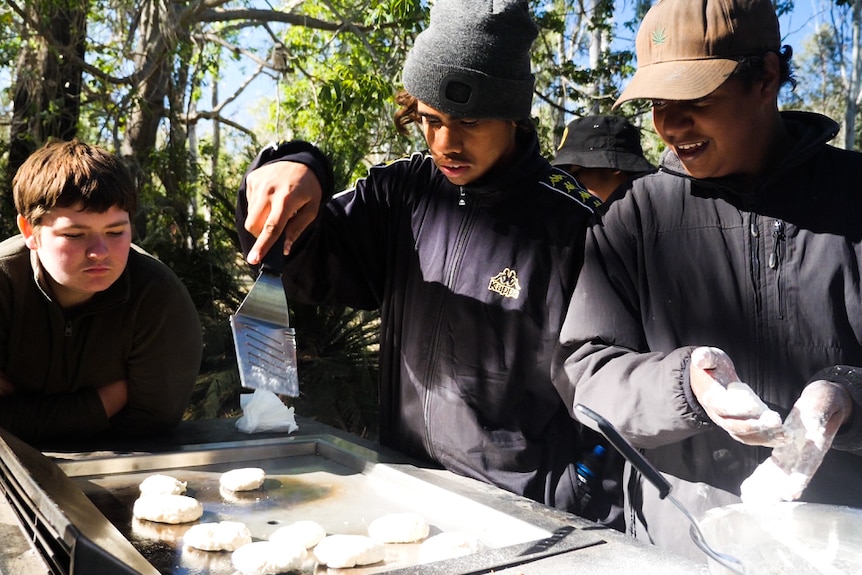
236,135,623,525
553,111,862,560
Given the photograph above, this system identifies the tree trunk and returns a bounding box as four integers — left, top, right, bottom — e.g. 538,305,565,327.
6,0,86,211
845,0,862,150
120,0,171,178
586,0,604,116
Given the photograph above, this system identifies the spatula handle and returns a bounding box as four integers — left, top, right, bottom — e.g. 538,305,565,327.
259,236,286,275
574,403,672,499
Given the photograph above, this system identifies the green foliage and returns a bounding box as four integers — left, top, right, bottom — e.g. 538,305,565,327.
255,0,424,188
531,0,639,156
288,304,381,439
782,23,845,118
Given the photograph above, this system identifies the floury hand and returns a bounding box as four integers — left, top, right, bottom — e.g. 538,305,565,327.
741,379,853,503
689,346,786,446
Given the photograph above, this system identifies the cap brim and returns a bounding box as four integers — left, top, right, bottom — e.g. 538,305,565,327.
552,150,654,174
613,59,739,108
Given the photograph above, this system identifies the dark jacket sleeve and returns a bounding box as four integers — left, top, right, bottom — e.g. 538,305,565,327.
551,200,704,449
109,257,202,437
0,389,109,442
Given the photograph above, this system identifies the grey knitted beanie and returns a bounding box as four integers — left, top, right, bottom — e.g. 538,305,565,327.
401,0,538,120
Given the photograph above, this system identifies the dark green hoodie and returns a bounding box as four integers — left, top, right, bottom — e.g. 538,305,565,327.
0,236,201,447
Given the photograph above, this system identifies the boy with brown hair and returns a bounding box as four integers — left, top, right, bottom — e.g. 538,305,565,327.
0,138,202,446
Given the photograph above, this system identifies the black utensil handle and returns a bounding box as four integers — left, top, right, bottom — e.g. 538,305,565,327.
259,235,286,275
574,403,672,499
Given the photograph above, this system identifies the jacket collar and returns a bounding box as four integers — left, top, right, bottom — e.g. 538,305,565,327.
457,130,549,202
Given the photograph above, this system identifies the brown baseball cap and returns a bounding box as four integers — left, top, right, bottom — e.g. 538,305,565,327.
614,0,781,108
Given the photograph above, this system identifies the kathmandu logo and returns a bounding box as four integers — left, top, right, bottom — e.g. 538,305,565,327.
488,268,521,299
651,28,667,46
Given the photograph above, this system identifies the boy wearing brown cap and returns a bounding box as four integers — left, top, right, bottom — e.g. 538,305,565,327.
236,1,622,528
554,0,862,561
552,115,654,202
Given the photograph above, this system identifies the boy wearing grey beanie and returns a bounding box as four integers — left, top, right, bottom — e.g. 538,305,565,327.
236,0,623,531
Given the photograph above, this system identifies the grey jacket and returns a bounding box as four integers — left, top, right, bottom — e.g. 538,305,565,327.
553,111,862,561
0,236,202,447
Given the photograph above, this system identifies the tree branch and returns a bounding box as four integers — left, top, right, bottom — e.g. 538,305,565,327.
196,8,367,31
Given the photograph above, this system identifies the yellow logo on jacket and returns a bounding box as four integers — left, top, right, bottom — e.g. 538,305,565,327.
489,268,521,299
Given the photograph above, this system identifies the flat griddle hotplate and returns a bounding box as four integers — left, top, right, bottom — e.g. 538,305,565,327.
0,431,607,574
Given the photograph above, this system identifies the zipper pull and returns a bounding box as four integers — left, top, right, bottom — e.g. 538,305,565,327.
65,321,73,337
458,188,467,207
769,220,785,270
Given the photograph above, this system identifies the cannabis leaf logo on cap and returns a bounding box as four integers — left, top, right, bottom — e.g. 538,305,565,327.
651,28,667,45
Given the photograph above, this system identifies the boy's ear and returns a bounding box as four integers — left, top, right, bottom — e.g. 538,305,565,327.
16,215,38,250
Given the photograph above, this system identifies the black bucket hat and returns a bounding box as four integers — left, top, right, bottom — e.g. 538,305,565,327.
552,115,654,174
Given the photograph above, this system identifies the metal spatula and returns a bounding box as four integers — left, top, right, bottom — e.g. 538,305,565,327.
230,244,299,397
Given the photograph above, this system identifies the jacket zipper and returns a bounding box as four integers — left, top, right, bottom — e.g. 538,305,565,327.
769,219,785,319
422,188,475,459
749,216,761,313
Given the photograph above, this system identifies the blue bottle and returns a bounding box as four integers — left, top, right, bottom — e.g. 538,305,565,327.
575,444,607,509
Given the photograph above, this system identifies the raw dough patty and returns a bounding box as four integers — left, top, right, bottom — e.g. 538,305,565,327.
184,521,252,551
368,512,429,543
133,494,203,524
313,534,385,568
231,540,307,575
220,467,266,492
268,520,326,549
138,474,187,496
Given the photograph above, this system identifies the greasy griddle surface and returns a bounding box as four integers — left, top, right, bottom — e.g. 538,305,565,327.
68,445,555,574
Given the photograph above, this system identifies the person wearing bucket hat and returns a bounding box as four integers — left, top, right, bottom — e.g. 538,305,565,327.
235,0,625,530
552,115,655,202
553,0,862,563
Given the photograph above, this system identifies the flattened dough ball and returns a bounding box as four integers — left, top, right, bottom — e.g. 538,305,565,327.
220,467,266,492
130,517,186,543
231,540,307,575
139,474,187,496
133,494,203,524
184,520,252,551
313,534,385,568
368,512,429,543
269,520,326,549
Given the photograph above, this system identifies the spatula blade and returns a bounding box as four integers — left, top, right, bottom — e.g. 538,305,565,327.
230,264,300,397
